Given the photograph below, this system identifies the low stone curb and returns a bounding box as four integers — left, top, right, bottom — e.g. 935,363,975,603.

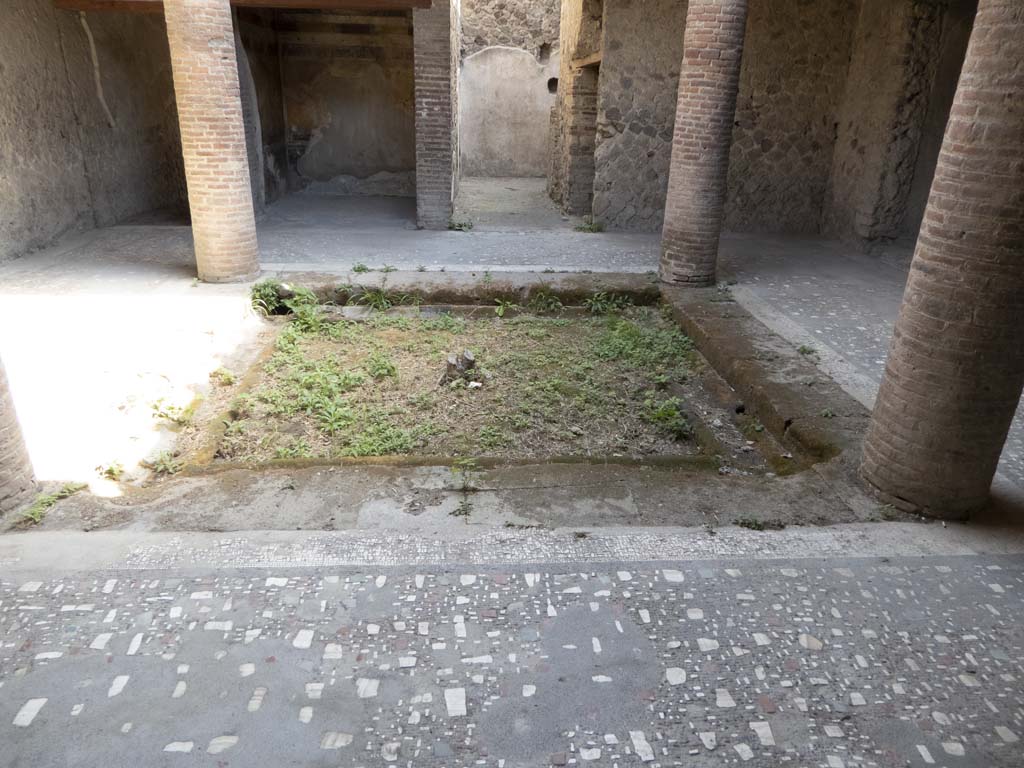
661,286,871,468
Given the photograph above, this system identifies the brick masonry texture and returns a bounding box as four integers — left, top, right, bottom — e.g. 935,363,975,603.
548,0,602,214
414,0,460,229
164,0,260,283
0,356,35,516
659,0,748,286
861,0,1024,518
460,0,560,59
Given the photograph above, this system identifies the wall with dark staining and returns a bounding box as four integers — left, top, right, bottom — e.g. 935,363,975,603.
278,10,417,197
0,2,185,263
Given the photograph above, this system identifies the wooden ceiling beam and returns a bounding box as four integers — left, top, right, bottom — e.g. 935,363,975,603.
54,0,430,13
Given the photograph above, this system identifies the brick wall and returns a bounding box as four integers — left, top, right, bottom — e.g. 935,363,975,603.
0,357,35,516
660,0,748,285
548,0,602,215
164,0,260,282
413,0,459,228
861,0,1024,517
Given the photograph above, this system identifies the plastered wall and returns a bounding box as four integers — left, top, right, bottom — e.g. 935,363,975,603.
0,2,185,262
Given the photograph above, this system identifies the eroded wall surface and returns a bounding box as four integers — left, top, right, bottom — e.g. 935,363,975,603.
592,0,858,233
725,0,858,234
0,3,185,262
460,47,559,176
237,10,288,209
458,0,561,177
280,10,416,196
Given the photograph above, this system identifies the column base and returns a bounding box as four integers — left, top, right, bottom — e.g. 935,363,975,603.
858,467,978,522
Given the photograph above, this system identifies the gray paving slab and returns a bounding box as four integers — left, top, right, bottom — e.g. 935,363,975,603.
3,547,1022,767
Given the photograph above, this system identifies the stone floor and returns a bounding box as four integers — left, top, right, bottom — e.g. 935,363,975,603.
2,526,1022,767
716,234,1024,494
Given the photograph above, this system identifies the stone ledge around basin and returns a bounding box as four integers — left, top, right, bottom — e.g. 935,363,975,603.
261,270,662,307
661,286,871,480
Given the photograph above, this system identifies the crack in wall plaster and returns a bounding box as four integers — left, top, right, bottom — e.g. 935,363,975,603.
79,13,117,130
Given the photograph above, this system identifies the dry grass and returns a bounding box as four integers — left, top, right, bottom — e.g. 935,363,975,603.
217,308,700,461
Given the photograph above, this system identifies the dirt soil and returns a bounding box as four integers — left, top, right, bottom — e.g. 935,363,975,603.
211,308,728,463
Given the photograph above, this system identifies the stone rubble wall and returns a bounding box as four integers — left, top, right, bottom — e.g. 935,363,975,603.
460,0,562,60
0,2,186,263
557,0,972,240
593,0,858,233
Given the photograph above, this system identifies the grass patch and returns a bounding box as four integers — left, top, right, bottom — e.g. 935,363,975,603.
21,483,88,525
217,307,700,462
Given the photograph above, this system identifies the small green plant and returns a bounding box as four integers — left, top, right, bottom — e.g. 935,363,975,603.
148,451,182,475
380,264,397,274
151,398,196,427
582,292,633,314
642,396,692,440
527,289,564,314
251,279,284,315
574,216,604,233
448,219,474,232
210,367,237,386
494,299,520,318
365,351,398,380
96,462,125,481
416,265,427,272
317,403,355,435
478,425,509,451
451,497,473,517
275,438,312,459
482,271,493,285
350,286,417,313
352,263,371,273
821,408,836,419
20,482,88,525
798,345,817,357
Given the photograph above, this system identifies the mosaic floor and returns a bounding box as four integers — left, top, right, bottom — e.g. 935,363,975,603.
3,554,1022,767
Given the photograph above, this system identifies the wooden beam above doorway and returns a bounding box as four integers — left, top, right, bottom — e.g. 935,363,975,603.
54,0,431,13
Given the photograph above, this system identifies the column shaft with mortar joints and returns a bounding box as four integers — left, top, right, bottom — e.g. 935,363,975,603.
861,0,1024,518
0,356,35,515
660,0,749,286
164,0,259,282
413,0,459,230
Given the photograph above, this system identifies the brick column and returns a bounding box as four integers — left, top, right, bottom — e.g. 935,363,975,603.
164,0,260,282
0,356,35,515
861,0,1024,519
660,0,748,286
413,0,458,230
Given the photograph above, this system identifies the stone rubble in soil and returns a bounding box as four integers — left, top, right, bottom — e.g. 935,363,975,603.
2,557,1022,766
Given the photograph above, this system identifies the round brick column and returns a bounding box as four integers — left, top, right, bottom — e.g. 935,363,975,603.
861,0,1024,519
164,0,260,283
659,0,749,286
0,356,35,515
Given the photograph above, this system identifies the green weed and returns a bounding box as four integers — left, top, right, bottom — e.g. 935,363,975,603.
20,482,88,525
